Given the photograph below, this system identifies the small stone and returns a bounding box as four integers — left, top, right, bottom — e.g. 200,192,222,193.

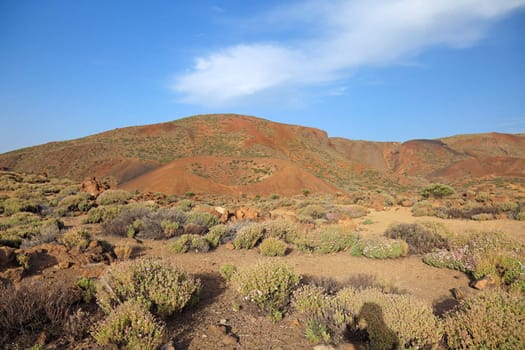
160,340,176,350
471,275,497,290
58,261,73,269
224,242,235,250
219,318,228,325
289,319,301,328
222,334,238,345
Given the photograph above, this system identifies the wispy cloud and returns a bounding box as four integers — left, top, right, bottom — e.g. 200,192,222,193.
172,0,525,105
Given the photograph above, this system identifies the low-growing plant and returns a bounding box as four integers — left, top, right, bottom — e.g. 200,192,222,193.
259,237,287,256
92,299,166,350
114,244,134,260
60,228,91,250
232,261,300,320
233,222,264,249
315,225,357,254
338,287,442,349
262,219,299,243
384,222,448,254
171,234,210,253
297,204,327,222
96,189,132,205
57,192,93,214
421,183,456,199
205,224,230,248
96,259,201,318
177,199,194,211
411,200,436,217
83,205,123,224
16,252,30,270
352,236,408,259
186,211,220,228
77,277,96,303
219,263,237,282
444,290,525,349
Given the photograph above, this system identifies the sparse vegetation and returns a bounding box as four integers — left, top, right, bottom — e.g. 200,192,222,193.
421,183,456,199
259,237,287,256
232,261,301,320
384,222,448,254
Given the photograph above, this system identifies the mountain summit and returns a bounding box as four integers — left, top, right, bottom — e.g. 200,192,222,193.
1,114,524,195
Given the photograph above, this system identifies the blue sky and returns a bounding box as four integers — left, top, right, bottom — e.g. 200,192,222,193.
1,0,524,153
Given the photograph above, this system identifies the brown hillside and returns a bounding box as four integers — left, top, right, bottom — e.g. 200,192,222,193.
1,114,524,195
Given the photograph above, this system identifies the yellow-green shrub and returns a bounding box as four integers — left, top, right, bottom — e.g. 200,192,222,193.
92,300,165,350
96,259,201,318
60,228,91,250
351,236,408,259
233,222,264,249
259,237,287,256
444,290,525,349
232,261,300,319
171,234,210,253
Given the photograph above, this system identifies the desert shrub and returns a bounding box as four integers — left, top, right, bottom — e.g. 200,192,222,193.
262,219,299,243
138,207,187,239
92,299,165,350
352,236,408,259
315,225,357,254
96,259,201,318
186,211,219,228
338,287,442,349
77,277,96,303
233,222,264,249
160,219,180,237
102,205,152,237
259,237,287,256
421,183,456,199
219,263,237,282
96,189,132,205
83,205,123,224
114,244,134,260
471,213,494,221
496,201,519,213
2,197,40,215
340,205,368,219
444,290,525,349
384,223,448,254
0,280,80,342
232,261,301,319
516,207,525,221
60,228,91,250
20,218,63,248
297,204,328,222
177,199,194,211
171,234,210,253
205,224,230,248
57,192,93,213
411,200,436,217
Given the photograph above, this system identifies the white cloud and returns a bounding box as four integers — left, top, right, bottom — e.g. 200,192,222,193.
172,0,525,105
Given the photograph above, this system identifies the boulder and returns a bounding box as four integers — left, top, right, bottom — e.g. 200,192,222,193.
470,275,497,290
235,207,259,220
80,176,109,197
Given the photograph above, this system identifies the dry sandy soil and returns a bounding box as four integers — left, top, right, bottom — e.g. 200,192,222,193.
32,207,518,350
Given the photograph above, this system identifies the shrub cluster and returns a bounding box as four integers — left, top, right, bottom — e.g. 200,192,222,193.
444,290,525,349
384,223,448,254
351,236,408,259
171,234,210,253
233,222,264,249
232,261,300,320
96,189,132,205
259,237,287,256
292,285,442,348
92,300,166,350
95,259,201,318
60,228,91,250
421,183,456,199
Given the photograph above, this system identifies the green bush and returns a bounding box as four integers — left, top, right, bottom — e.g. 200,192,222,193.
384,223,448,254
77,277,96,303
2,198,40,215
176,199,194,211
262,219,299,243
233,222,264,249
186,211,220,228
96,259,201,318
338,287,442,349
58,192,92,213
259,237,287,256
83,205,123,224
315,225,356,254
471,213,494,221
96,189,132,205
444,290,525,349
232,261,300,319
205,224,229,248
352,236,408,259
421,183,455,199
411,200,436,217
219,264,237,282
92,300,165,350
60,228,91,250
297,204,327,222
171,234,210,253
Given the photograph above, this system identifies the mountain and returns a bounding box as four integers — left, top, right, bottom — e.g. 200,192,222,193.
1,114,524,196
